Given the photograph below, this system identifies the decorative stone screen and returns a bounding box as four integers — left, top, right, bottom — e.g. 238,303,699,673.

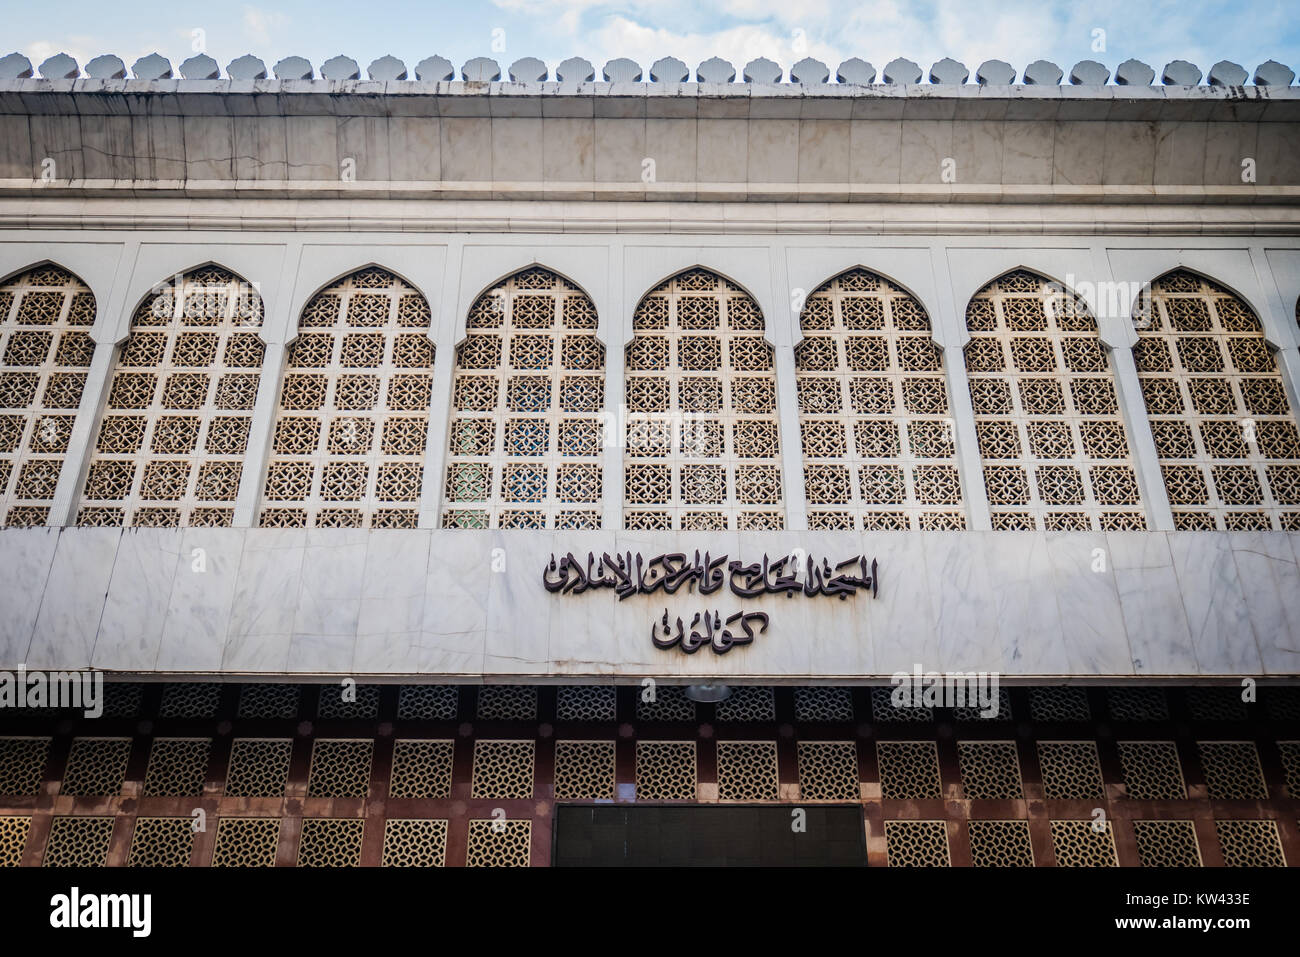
797,269,964,530
127,817,193,866
224,739,292,797
470,740,535,799
212,818,280,867
967,821,1035,867
43,817,113,867
465,819,531,867
0,816,31,867
142,738,211,797
884,820,951,866
1132,820,1201,866
716,741,779,801
260,267,432,529
964,270,1145,531
297,818,364,867
1037,741,1105,800
877,740,942,799
957,741,1023,799
553,740,616,800
556,686,617,722
60,737,130,796
306,739,373,798
382,819,448,867
1050,820,1118,867
443,267,603,529
4,683,1297,867
1215,820,1286,867
76,266,262,527
796,741,860,800
1116,741,1185,799
0,737,50,796
623,269,783,530
635,741,697,800
1197,741,1267,800
0,265,96,527
389,740,454,799
1136,270,1300,530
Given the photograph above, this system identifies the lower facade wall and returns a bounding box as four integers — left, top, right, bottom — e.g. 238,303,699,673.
1,682,1298,867
7,527,1300,681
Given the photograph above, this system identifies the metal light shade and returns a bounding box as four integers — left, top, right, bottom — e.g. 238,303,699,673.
684,683,732,703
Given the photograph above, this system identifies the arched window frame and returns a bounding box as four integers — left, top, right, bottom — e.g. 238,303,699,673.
76,265,263,527
441,267,604,530
1136,270,1300,530
964,269,1146,531
0,265,97,527
795,268,964,530
258,267,433,530
622,269,784,531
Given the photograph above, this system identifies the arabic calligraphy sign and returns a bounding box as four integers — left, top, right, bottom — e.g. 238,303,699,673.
542,551,880,655
651,608,769,655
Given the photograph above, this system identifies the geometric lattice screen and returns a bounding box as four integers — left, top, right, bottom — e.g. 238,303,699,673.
77,266,263,527
0,265,96,527
796,268,964,530
442,267,603,529
259,268,433,529
5,683,1300,867
964,270,1146,531
1136,270,1300,530
623,269,783,530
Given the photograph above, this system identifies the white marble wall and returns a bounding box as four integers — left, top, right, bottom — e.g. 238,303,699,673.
1,527,1294,681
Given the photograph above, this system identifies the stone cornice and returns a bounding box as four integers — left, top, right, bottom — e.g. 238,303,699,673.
2,79,1298,121
1,198,1298,235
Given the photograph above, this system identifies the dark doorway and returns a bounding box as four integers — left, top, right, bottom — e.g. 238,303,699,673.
553,805,866,866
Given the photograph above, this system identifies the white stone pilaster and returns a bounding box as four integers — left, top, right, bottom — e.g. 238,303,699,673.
929,247,990,530
232,342,287,527
601,239,625,530
769,243,807,531
1090,246,1174,531
1273,346,1300,436
772,344,806,531
940,343,990,530
1109,346,1174,530
233,241,301,527
47,240,139,526
1247,245,1300,417
418,239,462,529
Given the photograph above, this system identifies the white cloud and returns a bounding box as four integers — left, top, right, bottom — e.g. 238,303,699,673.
590,15,842,75
490,0,1300,80
242,5,289,48
23,35,108,70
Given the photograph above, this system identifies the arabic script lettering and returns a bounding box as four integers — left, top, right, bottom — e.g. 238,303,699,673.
652,609,769,655
542,551,879,601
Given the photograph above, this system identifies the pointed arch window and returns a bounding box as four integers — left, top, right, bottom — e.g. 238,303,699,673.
78,266,263,527
1136,270,1300,530
796,269,964,530
623,269,783,530
259,268,432,529
443,267,603,529
0,265,96,527
964,270,1145,531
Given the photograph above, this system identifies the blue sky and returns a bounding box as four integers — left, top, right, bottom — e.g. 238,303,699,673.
7,0,1298,80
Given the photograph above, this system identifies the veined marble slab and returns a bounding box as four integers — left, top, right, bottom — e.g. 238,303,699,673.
0,527,1293,682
